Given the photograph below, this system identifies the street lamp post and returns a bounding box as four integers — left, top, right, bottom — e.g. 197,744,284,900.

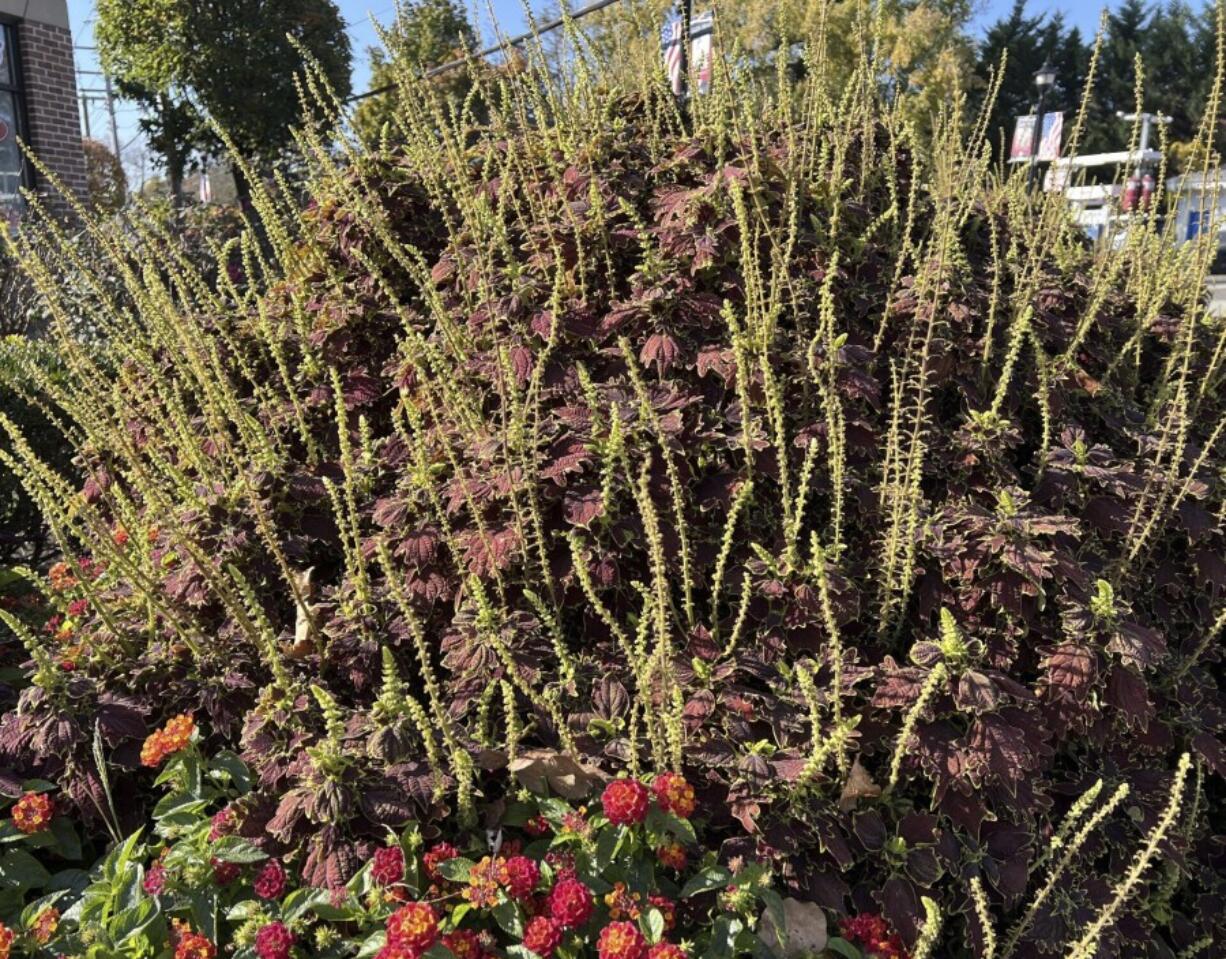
1028,61,1056,191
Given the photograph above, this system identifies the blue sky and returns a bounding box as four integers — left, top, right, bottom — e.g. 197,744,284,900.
64,0,1119,180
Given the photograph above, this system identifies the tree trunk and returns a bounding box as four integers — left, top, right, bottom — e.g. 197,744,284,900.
169,161,184,210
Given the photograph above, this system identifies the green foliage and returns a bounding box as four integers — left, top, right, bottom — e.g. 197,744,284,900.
0,338,72,565
96,0,353,189
352,0,477,148
82,139,129,214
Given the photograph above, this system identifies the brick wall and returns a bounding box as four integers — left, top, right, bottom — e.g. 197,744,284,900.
16,16,87,213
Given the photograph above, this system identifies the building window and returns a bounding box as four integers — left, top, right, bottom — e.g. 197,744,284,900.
0,20,29,227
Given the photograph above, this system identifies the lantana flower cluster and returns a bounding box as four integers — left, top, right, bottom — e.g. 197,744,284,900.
140,714,196,767
840,913,910,959
10,791,54,834
351,772,734,959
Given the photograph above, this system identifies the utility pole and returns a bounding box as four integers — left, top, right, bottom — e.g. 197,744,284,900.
1116,111,1173,155
103,75,121,159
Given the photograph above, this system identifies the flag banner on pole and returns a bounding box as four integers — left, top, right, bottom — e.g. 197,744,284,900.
661,7,685,95
1038,112,1063,161
1009,112,1064,162
690,10,715,95
198,172,212,204
1009,115,1036,161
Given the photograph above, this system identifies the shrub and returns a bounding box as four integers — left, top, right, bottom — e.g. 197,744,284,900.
0,338,73,565
1,9,1223,958
83,138,129,215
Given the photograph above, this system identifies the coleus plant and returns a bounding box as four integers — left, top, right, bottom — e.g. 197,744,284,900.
0,9,1222,957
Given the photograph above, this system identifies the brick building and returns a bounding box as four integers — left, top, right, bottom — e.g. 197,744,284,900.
0,0,87,224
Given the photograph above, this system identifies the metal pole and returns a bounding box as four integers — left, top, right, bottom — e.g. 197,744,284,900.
679,0,692,103
1027,86,1047,192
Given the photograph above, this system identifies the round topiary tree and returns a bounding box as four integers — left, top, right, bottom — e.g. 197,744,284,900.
1,15,1223,957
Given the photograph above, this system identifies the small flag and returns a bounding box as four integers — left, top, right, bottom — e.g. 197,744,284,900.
1009,115,1036,161
690,10,715,95
661,6,685,95
198,171,212,203
1038,112,1063,161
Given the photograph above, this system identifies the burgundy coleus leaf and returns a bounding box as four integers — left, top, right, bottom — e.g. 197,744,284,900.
457,527,521,578
696,345,735,382
95,695,148,745
302,828,362,888
372,497,408,528
540,436,591,484
640,332,683,376
562,486,604,528
954,670,1001,715
1107,620,1166,669
593,677,630,720
1041,643,1096,704
965,710,1045,791
876,875,921,945
1105,664,1153,730
396,527,441,565
871,658,926,709
342,367,382,408
509,345,534,386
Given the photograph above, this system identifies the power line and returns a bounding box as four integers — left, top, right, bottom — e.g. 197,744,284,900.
346,0,627,104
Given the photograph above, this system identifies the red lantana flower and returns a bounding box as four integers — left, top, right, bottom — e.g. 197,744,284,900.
144,860,168,895
386,902,439,952
648,894,676,932
601,779,649,826
30,907,58,945
0,922,13,959
524,815,551,836
173,927,216,959
208,807,235,841
422,841,459,881
254,860,287,900
501,855,541,899
840,914,909,959
372,845,406,886
597,921,647,959
651,773,696,819
254,922,295,959
443,930,484,959
648,945,686,959
656,841,686,872
523,916,564,958
210,857,240,886
11,792,53,834
547,877,594,929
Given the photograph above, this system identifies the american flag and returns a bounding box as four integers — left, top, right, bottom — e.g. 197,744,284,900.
1038,112,1064,162
661,7,685,95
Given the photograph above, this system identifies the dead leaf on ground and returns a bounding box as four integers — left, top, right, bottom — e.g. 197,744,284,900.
507,749,606,799
759,897,829,958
